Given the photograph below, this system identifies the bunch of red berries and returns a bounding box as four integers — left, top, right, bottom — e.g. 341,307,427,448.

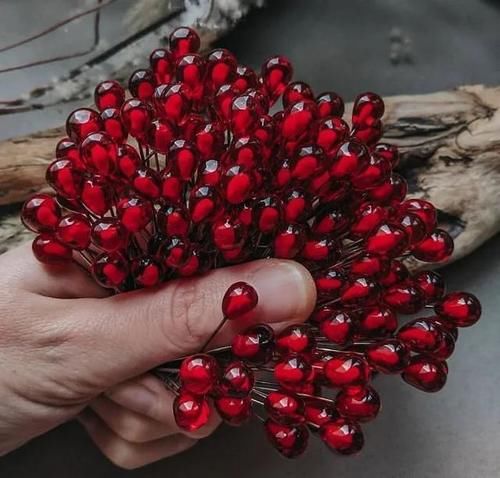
21,26,481,458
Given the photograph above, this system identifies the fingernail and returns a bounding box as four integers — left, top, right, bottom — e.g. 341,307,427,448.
250,260,316,324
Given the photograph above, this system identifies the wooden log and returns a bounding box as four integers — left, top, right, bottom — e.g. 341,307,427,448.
1,84,500,262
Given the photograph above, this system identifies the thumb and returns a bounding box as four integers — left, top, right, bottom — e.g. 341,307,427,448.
62,259,316,388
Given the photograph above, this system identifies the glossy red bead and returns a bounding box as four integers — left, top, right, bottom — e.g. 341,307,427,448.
121,98,153,140
412,229,454,263
92,252,129,289
150,48,173,83
116,144,141,179
319,311,354,345
303,400,338,428
155,82,191,123
275,354,312,385
336,386,381,423
219,361,254,397
232,324,274,363
261,55,293,103
341,277,379,305
230,94,258,137
383,283,425,314
169,27,200,58
281,100,318,141
323,354,369,388
22,194,61,233
352,92,384,127
366,339,410,374
215,396,252,426
206,48,237,91
94,80,125,111
273,224,306,259
435,292,481,327
189,185,219,223
316,91,345,118
222,281,258,319
265,420,309,458
66,108,102,144
366,223,408,258
46,159,83,199
91,218,128,252
276,324,315,354
414,270,445,303
265,391,305,426
117,196,153,232
176,54,205,102
81,176,112,216
100,108,127,144
56,214,91,250
320,419,364,455
179,354,219,395
146,118,177,154
174,392,210,432
398,199,437,234
402,355,448,392
232,64,258,94
397,318,445,353
132,256,163,287
32,234,72,264
357,306,398,337
222,165,254,205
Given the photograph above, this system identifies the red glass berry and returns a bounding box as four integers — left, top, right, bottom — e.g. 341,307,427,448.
357,306,398,337
222,281,258,319
132,256,163,288
222,165,254,205
366,339,410,374
352,92,384,127
158,236,191,269
80,132,117,176
56,214,91,250
412,229,454,263
21,194,61,233
155,82,191,123
66,108,102,143
147,118,177,154
176,54,205,102
212,216,246,251
320,419,364,455
396,212,427,245
366,223,408,258
398,199,437,234
276,324,315,354
380,259,409,287
265,419,309,458
150,48,173,83
383,282,425,314
397,318,445,353
94,80,125,111
374,143,400,168
368,173,407,205
314,117,349,158
206,48,237,91
301,236,338,263
32,234,72,264
219,361,254,397
189,185,220,223
281,100,318,141
121,98,153,140
91,218,128,252
323,354,369,388
340,277,379,305
230,94,258,137
46,158,83,199
232,324,274,363
55,137,85,171
402,355,448,392
275,354,312,385
414,270,445,303
215,396,252,426
265,391,305,426
261,56,293,103
350,254,389,279
81,176,112,216
180,354,219,395
174,392,210,432
331,140,370,179
316,91,345,118
350,202,386,238
195,122,225,160
117,196,153,232
336,386,380,423
169,27,200,58
101,108,127,144
273,224,306,259
92,252,129,289
319,310,354,345
282,81,314,108
129,69,156,101
116,144,141,179
435,292,481,327
233,64,258,94
304,400,338,428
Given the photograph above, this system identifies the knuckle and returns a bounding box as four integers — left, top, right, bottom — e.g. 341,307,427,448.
163,278,218,351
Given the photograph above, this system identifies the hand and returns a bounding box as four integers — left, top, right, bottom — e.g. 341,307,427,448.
0,244,316,468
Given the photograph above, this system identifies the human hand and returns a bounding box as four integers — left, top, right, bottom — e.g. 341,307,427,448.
0,244,315,468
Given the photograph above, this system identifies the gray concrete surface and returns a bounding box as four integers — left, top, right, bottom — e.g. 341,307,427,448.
1,0,500,476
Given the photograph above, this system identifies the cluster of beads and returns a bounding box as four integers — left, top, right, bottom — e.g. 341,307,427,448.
21,26,481,458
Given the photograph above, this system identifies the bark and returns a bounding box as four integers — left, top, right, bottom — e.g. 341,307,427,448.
1,84,500,261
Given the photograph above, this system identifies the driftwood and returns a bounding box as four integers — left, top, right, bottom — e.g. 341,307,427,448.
1,84,500,262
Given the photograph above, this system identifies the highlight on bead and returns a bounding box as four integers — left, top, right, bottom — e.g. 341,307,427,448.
21,26,482,459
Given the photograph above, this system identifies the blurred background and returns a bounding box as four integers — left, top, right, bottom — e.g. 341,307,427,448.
0,1,499,476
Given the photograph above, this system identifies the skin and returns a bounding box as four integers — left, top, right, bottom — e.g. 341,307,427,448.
0,244,316,469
